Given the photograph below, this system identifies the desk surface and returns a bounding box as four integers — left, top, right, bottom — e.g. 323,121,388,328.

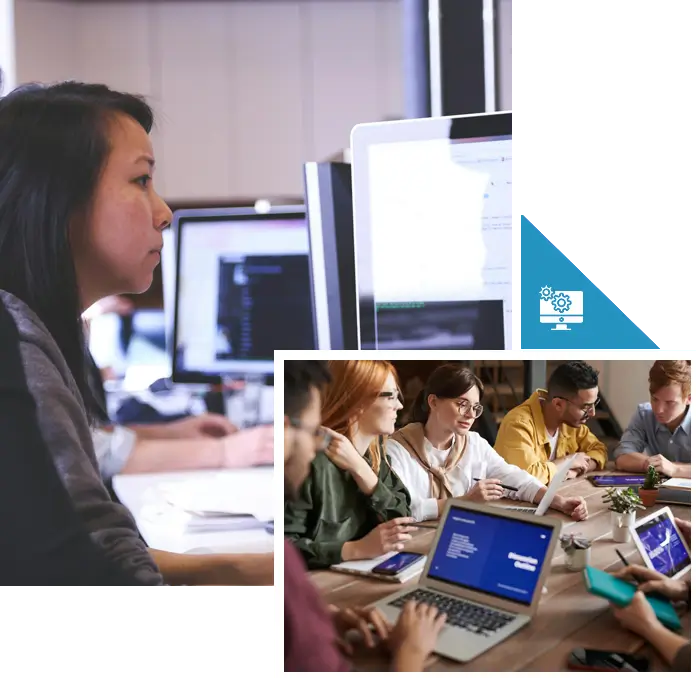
310,473,691,672
114,467,274,555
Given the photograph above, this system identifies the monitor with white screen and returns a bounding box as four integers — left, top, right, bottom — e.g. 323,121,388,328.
351,112,511,350
303,161,359,350
172,206,315,382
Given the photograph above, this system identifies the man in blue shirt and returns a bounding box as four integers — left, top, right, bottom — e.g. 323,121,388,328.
614,361,691,478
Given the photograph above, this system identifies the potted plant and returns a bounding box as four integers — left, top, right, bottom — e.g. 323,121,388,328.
602,487,645,542
638,465,661,507
560,533,591,571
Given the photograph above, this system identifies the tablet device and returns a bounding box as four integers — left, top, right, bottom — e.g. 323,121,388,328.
630,507,691,579
583,566,682,631
588,474,645,487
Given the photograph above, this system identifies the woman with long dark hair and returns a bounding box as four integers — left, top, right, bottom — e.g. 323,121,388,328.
285,360,414,569
0,78,269,584
387,363,589,522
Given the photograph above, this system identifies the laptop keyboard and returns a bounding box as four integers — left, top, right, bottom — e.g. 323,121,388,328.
389,589,516,635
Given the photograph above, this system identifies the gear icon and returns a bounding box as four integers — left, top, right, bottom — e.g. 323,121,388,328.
539,285,554,300
551,292,572,314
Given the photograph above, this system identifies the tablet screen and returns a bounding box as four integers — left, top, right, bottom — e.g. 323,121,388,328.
635,512,690,578
591,475,645,486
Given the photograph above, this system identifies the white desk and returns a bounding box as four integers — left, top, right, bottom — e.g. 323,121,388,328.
113,467,274,555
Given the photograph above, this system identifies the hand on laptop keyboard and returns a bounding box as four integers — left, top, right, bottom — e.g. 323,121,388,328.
388,600,447,666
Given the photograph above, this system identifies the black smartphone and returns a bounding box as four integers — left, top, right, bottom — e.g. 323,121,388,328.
371,551,425,575
567,648,650,672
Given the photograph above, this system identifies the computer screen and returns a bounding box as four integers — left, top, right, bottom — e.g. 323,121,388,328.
352,112,511,350
635,511,690,578
303,162,359,350
427,506,553,606
172,207,315,382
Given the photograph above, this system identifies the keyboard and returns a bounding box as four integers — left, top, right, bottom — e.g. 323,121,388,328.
503,506,537,513
389,589,515,635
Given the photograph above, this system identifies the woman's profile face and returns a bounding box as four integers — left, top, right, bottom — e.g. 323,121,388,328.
73,113,172,307
357,373,403,437
430,385,481,435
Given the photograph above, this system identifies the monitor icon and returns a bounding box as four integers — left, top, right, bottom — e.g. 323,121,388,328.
539,286,583,331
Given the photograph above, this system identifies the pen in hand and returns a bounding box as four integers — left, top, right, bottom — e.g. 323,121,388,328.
473,478,519,493
615,548,669,602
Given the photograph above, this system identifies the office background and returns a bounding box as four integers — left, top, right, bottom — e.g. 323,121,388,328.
6,0,512,202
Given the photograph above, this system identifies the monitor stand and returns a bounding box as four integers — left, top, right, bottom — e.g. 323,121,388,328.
222,372,269,428
552,320,572,331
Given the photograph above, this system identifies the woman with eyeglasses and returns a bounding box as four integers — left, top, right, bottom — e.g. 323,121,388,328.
284,360,415,569
387,364,589,522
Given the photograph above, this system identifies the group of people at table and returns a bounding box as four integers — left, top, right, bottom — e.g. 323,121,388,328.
284,359,691,671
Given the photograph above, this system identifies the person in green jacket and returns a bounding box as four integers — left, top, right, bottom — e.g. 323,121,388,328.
285,360,415,569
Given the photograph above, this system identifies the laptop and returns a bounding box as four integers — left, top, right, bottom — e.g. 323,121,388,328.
372,500,561,663
503,453,577,515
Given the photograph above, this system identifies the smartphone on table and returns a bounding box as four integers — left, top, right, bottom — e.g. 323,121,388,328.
567,647,650,671
371,551,425,575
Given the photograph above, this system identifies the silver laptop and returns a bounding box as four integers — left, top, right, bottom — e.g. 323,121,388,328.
504,453,577,515
373,500,561,663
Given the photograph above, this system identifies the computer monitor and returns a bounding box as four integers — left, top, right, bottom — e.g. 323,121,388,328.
303,161,359,350
539,288,584,331
172,206,315,383
351,111,512,350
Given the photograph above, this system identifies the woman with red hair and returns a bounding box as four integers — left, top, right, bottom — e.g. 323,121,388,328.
285,360,414,569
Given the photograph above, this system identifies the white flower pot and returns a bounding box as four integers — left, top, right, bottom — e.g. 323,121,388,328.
611,511,636,543
564,547,590,571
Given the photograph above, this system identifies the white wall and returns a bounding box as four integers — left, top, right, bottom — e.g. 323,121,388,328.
0,0,16,92
14,0,404,201
588,360,653,429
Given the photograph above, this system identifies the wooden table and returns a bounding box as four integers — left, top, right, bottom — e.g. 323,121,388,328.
310,474,691,671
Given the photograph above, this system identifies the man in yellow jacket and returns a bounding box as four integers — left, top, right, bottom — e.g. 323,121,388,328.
495,361,608,485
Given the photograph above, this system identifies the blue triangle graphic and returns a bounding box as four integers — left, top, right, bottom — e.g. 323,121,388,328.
522,216,658,348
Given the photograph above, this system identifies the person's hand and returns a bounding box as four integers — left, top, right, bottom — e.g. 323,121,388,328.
330,605,392,653
569,454,593,474
565,468,580,479
615,565,689,602
222,425,274,468
162,413,238,439
389,601,447,667
649,455,677,478
348,518,418,560
465,478,505,502
611,591,661,639
323,428,368,474
674,517,691,547
556,495,588,521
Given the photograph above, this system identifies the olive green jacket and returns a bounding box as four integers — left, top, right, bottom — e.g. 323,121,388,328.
284,449,411,569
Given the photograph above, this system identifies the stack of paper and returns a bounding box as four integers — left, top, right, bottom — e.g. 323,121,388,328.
140,469,273,533
661,478,691,489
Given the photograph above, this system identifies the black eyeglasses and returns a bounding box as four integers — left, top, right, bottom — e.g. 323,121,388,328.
288,417,331,451
379,391,403,403
452,399,484,418
555,396,601,414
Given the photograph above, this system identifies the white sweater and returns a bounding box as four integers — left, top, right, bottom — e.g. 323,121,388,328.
387,431,545,521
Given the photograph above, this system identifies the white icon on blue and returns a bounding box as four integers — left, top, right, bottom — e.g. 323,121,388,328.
540,286,583,331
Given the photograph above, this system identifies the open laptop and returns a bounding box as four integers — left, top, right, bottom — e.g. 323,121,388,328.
503,453,577,515
373,500,561,663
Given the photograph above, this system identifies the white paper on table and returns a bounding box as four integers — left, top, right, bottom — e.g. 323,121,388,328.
660,478,691,489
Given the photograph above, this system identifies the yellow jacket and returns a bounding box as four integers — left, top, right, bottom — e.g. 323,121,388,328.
494,389,607,484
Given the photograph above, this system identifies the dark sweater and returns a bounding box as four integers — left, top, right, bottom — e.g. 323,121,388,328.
0,299,144,584
284,448,411,569
0,290,162,584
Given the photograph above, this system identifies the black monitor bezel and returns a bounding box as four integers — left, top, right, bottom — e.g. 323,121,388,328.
171,205,307,384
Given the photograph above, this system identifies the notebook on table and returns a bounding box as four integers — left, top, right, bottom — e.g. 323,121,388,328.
583,566,682,630
330,552,426,583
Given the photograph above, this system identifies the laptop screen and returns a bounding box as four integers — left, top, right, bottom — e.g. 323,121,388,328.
635,511,690,578
427,506,554,606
